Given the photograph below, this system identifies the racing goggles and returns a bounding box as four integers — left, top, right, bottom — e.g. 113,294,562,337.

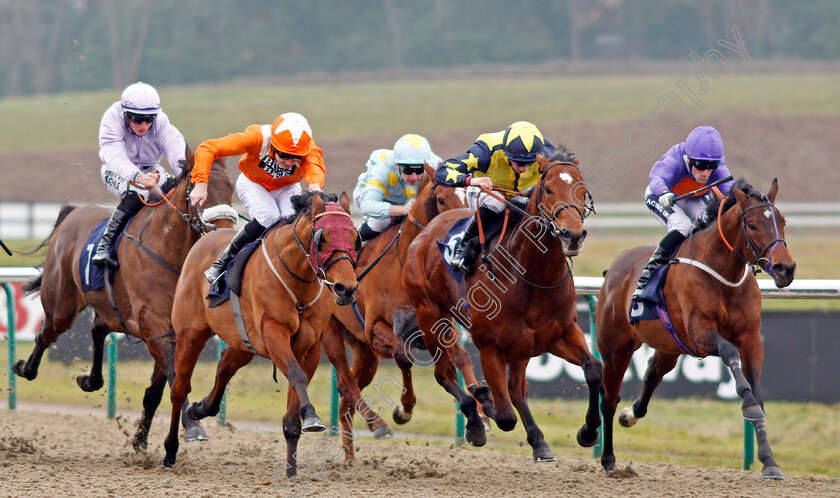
125,112,156,125
688,158,720,171
398,163,425,175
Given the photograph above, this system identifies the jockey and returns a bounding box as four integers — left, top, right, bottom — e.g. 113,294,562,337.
190,112,325,293
353,134,442,241
93,82,186,268
631,125,735,301
435,121,556,273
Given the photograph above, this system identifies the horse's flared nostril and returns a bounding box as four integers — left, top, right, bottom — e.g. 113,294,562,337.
580,229,588,241
333,283,346,295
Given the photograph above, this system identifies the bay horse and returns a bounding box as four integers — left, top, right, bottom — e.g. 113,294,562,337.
402,147,603,462
325,164,477,458
163,191,359,478
595,178,795,479
16,150,235,450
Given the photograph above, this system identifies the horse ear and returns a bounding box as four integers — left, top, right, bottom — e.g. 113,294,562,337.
312,192,325,213
338,191,351,213
536,155,550,173
733,186,748,204
767,178,778,203
424,163,435,179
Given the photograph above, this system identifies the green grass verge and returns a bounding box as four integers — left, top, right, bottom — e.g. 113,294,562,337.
1,342,837,477
1,73,839,152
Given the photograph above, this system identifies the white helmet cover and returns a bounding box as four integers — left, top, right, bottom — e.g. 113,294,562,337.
121,82,161,115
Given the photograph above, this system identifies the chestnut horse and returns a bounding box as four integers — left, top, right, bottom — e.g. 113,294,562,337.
16,151,235,449
596,178,795,479
163,191,359,478
325,164,475,458
403,147,603,462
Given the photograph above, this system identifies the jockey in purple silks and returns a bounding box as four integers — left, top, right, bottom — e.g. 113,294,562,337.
631,126,735,301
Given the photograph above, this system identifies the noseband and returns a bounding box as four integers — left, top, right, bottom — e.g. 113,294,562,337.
535,161,595,238
718,197,787,277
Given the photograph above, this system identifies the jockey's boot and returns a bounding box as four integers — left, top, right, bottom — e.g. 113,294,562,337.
631,230,687,302
449,207,494,273
205,218,266,294
92,190,145,268
357,222,379,243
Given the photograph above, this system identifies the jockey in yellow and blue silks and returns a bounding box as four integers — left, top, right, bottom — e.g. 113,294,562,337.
435,121,556,272
353,134,441,241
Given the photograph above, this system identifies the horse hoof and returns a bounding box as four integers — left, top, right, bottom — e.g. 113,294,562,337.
76,375,103,392
373,425,394,439
533,445,556,463
742,404,765,421
132,437,149,452
761,466,784,480
12,360,33,380
392,405,412,425
618,407,638,427
162,454,176,468
465,420,487,447
183,425,209,442
601,455,616,473
302,416,327,433
186,403,202,421
576,425,599,448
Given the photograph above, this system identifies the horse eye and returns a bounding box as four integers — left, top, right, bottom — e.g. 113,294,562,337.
437,197,444,205
747,222,757,231
544,186,552,195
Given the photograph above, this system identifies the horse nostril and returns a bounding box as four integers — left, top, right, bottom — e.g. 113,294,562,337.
333,283,346,295
580,229,588,241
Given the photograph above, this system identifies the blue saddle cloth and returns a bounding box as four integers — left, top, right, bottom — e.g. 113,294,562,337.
436,216,472,284
79,218,127,291
628,263,671,325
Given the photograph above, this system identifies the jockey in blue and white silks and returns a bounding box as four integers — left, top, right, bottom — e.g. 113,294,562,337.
353,134,442,241
632,125,735,301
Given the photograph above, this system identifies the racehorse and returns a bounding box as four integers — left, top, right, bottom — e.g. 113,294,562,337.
402,147,603,462
325,165,476,458
16,150,235,450
162,191,359,478
595,178,795,479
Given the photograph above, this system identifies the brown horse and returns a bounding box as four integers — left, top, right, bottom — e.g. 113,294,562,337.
324,164,476,458
596,178,795,479
163,191,359,477
16,151,234,449
402,147,603,462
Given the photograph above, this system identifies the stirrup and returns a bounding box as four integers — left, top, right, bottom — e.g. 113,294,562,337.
204,264,225,285
91,247,117,268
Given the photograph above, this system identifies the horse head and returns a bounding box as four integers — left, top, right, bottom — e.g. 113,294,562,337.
533,147,593,256
732,178,796,288
421,163,466,220
303,191,360,305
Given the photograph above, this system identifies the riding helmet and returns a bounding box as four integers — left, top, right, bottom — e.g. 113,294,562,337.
270,112,313,156
393,134,432,165
503,121,544,164
120,82,161,115
684,126,724,161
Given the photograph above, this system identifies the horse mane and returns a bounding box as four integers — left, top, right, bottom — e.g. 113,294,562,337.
693,178,766,232
290,190,339,219
549,143,576,163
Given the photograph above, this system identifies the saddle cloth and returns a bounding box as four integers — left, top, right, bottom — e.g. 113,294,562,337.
79,218,127,291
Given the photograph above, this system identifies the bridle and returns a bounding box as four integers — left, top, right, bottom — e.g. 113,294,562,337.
284,206,358,291
717,195,787,277
534,161,595,238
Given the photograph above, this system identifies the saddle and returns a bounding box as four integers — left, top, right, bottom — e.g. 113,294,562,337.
80,218,129,291
438,209,523,281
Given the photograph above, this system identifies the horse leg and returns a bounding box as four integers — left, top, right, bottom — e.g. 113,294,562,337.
75,320,111,392
346,338,393,437
155,334,209,442
187,346,254,421
508,360,555,462
717,333,783,479
162,327,212,467
478,346,517,432
620,350,679,428
392,336,418,425
132,360,167,452
548,324,603,448
283,343,324,478
262,321,325,433
415,309,485,446
451,336,495,423
13,311,76,381
597,338,636,473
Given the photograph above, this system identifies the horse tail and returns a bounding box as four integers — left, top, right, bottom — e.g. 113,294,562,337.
22,204,78,256
21,272,42,295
